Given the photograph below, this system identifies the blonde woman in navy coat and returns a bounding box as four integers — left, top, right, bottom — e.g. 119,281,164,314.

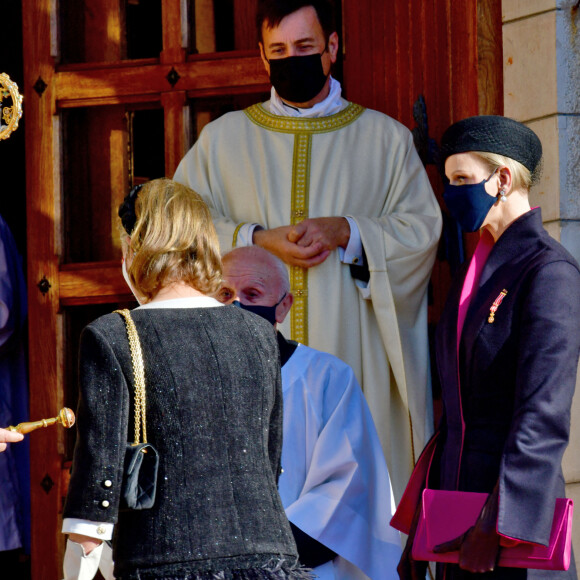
398,116,580,580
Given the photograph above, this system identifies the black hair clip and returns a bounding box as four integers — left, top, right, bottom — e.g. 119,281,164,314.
118,183,144,235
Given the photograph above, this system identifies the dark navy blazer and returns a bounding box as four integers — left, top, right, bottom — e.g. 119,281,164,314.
433,209,580,578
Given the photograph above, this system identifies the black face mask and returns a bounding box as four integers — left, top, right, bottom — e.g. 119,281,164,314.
233,293,287,326
267,52,328,104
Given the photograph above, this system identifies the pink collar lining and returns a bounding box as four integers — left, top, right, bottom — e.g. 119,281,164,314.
457,229,495,348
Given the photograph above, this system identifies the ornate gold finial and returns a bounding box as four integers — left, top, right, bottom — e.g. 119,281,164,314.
5,408,76,434
0,73,23,141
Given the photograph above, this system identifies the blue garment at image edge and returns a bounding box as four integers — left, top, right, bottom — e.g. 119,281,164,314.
0,214,30,554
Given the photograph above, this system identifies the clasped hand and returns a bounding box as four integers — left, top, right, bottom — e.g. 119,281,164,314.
398,482,501,578
432,522,500,574
399,518,500,578
433,483,501,574
253,217,350,268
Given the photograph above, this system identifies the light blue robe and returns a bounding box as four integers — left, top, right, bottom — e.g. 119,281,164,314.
279,343,402,580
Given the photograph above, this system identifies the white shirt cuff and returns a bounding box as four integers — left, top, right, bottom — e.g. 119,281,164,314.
236,223,262,247
338,217,364,265
62,518,114,541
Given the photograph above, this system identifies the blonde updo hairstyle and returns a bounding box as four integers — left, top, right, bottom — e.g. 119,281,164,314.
471,151,537,193
121,179,222,301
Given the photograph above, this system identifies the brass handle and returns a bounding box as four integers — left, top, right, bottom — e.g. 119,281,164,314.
5,407,75,434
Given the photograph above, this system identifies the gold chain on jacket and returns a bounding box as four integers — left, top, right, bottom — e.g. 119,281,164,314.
115,309,148,445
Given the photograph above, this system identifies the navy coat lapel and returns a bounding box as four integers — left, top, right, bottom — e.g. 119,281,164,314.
460,209,545,363
478,209,544,289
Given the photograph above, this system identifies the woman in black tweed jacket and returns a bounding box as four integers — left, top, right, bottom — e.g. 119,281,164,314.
62,179,308,580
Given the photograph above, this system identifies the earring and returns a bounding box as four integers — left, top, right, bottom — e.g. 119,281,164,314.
499,188,507,203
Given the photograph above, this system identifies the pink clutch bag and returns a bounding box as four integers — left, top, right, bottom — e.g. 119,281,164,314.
412,489,574,571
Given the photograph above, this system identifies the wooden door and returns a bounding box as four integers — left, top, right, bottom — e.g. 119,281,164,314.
342,0,503,319
22,1,268,577
22,0,501,577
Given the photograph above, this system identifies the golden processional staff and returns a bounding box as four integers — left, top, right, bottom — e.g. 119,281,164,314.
4,407,76,434
0,73,69,434
0,78,75,438
0,72,23,140
0,71,28,450
0,71,26,452
0,76,74,436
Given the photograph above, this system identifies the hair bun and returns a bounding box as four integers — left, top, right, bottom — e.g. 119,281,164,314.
118,184,144,235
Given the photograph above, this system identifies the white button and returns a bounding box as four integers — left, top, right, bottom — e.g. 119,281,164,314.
101,500,110,508
104,480,112,488
97,526,106,535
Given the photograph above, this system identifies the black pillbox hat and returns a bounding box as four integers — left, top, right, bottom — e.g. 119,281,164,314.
440,115,542,173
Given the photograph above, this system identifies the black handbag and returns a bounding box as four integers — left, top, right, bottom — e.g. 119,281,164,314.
115,309,159,510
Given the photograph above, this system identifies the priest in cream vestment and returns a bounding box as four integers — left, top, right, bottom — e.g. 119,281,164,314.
174,2,442,501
